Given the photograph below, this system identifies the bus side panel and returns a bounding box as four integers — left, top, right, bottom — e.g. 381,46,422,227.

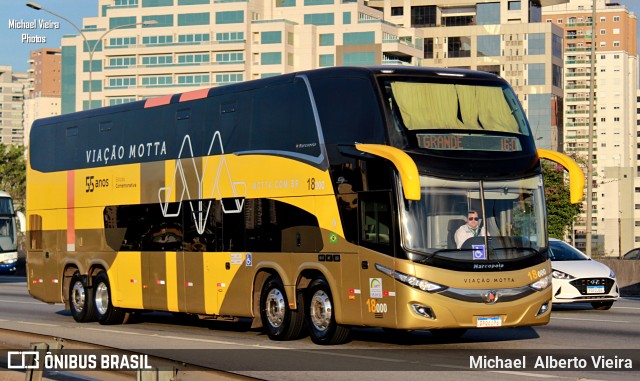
208,251,253,317
26,208,66,303
109,251,143,309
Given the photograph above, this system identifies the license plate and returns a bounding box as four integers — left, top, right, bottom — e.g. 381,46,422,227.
477,316,502,327
587,285,605,294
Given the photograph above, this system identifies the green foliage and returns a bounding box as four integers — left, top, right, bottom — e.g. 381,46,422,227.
0,144,26,211
542,159,582,239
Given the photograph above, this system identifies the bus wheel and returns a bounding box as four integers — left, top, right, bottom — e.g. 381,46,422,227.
69,271,97,323
591,301,614,310
260,276,304,341
94,272,129,325
306,277,351,345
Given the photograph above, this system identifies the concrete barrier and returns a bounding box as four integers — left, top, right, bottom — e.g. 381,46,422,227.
599,259,640,296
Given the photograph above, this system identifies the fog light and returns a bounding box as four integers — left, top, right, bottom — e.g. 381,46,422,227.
536,301,550,316
411,303,435,319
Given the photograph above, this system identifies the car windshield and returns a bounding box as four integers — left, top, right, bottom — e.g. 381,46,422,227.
549,241,589,261
399,174,547,262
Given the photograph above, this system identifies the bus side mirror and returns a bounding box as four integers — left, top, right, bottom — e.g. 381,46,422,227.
15,211,26,233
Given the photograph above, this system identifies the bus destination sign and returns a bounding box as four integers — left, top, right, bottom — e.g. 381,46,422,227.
416,134,522,152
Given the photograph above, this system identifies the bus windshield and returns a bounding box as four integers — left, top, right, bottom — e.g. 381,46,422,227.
399,175,547,261
0,197,16,253
386,79,530,136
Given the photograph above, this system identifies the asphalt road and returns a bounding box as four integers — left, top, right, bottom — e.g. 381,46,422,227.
0,275,638,381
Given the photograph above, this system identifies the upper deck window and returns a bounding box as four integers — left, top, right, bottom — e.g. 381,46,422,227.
387,80,527,135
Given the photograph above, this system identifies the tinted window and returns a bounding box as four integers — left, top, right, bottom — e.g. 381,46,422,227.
311,77,386,145
105,198,321,253
251,79,320,157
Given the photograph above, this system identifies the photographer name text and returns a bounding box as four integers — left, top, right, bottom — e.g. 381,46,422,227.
8,19,60,44
470,355,633,370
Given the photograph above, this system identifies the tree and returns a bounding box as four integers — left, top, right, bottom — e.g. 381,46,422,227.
0,144,26,211
542,159,583,239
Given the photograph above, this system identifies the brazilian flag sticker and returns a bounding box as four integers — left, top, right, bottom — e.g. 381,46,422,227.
329,233,338,243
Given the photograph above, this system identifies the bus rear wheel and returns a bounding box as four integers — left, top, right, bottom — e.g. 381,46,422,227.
69,271,97,323
94,272,129,325
260,276,304,341
306,277,351,345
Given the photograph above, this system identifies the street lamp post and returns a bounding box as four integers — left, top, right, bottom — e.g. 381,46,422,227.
26,2,157,109
585,0,597,257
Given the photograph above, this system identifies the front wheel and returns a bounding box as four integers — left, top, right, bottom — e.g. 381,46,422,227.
306,277,350,345
591,301,614,311
94,272,129,325
69,271,97,322
260,276,304,341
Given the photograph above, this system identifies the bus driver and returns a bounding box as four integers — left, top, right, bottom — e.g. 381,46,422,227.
455,210,487,248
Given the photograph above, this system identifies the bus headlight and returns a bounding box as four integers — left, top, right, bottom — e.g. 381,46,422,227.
530,274,552,291
375,264,447,293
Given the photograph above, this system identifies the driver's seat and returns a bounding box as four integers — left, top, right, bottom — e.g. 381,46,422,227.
447,219,466,249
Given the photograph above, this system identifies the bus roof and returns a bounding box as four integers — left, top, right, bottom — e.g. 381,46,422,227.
30,66,502,130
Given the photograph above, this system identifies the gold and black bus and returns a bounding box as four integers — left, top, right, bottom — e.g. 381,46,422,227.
27,66,583,344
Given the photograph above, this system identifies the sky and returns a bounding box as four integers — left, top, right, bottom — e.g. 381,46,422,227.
0,0,639,72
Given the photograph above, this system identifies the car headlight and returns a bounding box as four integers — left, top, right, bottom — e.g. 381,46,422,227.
609,269,616,279
530,274,552,291
552,269,575,280
375,263,447,293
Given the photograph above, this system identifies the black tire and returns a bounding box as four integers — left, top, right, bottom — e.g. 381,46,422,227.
430,328,468,340
305,277,351,345
591,301,614,311
260,276,304,341
94,272,129,325
69,271,97,322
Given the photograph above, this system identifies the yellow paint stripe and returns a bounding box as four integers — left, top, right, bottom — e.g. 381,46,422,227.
109,252,143,309
203,253,219,315
166,252,179,312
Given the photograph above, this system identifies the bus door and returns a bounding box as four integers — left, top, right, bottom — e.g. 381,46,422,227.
357,191,397,327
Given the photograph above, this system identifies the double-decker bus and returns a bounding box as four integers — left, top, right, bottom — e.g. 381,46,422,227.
27,66,583,344
0,191,22,274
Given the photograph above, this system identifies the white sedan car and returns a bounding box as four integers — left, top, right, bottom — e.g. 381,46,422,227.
549,238,619,310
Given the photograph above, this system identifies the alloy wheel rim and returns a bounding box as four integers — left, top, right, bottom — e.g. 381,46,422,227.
265,288,285,328
95,282,109,315
71,281,85,312
310,290,331,332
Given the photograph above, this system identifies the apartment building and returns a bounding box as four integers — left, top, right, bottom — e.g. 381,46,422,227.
24,48,62,147
544,0,638,255
0,66,28,146
61,0,425,113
